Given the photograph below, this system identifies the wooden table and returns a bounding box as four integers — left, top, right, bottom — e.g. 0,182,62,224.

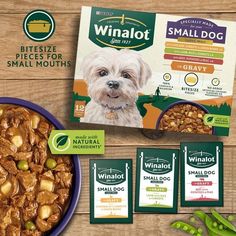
1,1,236,235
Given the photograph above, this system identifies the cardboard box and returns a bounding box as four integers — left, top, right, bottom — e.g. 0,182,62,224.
71,6,236,136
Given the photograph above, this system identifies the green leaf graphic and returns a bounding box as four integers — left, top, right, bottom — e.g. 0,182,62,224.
56,135,68,148
207,116,214,122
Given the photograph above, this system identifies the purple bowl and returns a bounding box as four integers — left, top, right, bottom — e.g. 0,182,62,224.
156,100,215,135
0,97,81,236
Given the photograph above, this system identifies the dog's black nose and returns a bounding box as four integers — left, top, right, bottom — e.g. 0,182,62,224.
107,80,119,89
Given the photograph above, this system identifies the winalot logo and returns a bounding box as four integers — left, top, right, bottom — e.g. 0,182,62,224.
97,168,125,185
187,151,216,168
89,7,155,50
143,157,172,175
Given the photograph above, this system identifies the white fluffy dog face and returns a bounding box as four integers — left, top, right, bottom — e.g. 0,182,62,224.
81,47,152,109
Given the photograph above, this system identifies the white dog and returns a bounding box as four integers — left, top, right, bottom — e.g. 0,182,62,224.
80,47,152,128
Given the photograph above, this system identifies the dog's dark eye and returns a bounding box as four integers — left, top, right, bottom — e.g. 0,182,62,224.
98,70,108,77
121,72,131,79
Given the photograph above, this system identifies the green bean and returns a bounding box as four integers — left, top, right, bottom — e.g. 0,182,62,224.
45,158,57,169
171,221,202,236
17,160,29,171
211,209,236,232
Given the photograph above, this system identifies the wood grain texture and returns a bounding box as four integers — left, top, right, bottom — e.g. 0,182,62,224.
63,213,234,236
1,13,236,80
0,79,235,146
0,0,236,13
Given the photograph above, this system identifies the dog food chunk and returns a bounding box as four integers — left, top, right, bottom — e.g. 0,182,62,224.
11,136,23,148
0,104,73,235
36,191,58,205
158,104,212,134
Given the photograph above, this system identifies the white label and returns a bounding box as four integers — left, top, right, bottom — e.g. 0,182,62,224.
184,146,219,201
94,163,129,218
139,153,175,208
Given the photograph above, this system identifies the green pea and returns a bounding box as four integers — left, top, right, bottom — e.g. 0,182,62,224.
25,221,36,230
45,158,57,169
219,224,224,230
196,234,201,236
190,217,196,224
228,215,235,222
183,225,188,231
189,229,195,235
213,222,218,228
17,160,29,171
176,223,181,229
197,228,203,233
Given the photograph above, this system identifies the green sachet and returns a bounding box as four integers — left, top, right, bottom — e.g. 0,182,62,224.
90,159,133,223
181,142,223,207
135,148,179,213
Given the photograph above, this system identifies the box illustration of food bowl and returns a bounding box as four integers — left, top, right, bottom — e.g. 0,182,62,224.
27,20,51,33
71,6,236,136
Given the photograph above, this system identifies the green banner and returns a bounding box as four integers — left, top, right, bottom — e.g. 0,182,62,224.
89,7,156,51
165,48,224,58
204,114,230,128
48,130,105,154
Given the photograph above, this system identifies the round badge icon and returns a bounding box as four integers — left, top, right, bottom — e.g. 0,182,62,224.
23,10,55,41
163,73,172,81
52,133,71,152
212,78,220,86
184,73,199,87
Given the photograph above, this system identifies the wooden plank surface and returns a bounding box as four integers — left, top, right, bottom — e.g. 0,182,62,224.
63,213,234,236
0,0,236,13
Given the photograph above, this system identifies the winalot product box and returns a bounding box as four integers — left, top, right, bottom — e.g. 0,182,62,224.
71,6,236,136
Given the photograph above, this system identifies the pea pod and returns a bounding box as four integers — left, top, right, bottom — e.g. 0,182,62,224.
194,210,236,236
211,209,236,233
204,212,236,236
194,210,207,222
171,221,202,236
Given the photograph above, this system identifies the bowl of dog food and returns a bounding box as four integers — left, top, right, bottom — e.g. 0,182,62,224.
0,97,81,236
156,101,214,135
